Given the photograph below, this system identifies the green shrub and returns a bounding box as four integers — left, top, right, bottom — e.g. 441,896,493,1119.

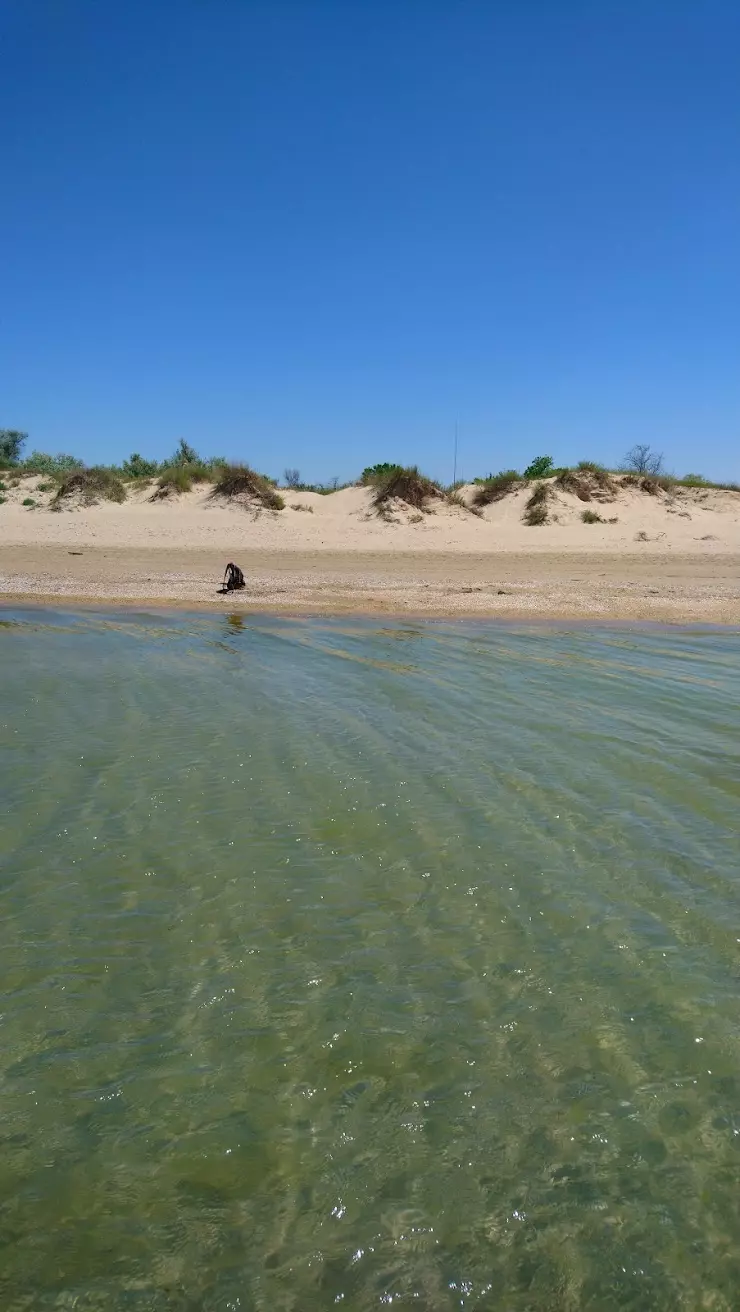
679,473,707,486
360,462,402,486
472,470,520,506
211,464,284,510
22,497,36,507
675,477,739,492
169,438,201,466
0,480,6,493
523,455,554,479
53,467,127,507
23,451,83,475
371,465,442,512
122,452,160,479
153,463,211,497
153,465,194,496
581,509,604,524
37,481,54,492
0,495,6,505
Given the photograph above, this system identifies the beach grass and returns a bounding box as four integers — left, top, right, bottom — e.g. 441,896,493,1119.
152,463,212,497
211,464,285,510
371,465,443,513
523,482,551,525
52,467,127,508
472,470,520,506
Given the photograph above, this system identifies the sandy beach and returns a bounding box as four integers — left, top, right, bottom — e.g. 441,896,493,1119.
1,475,739,621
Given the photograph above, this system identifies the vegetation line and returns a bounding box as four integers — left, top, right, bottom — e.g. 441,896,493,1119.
0,432,738,500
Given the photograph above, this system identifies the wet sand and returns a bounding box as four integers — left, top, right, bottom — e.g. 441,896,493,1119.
1,545,739,622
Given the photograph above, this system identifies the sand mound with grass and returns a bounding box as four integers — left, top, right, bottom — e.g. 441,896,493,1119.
52,468,127,509
371,466,444,512
0,472,738,555
209,465,285,511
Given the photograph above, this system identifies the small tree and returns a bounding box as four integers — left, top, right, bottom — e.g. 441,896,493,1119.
170,438,200,466
0,430,27,465
623,444,663,475
24,450,83,474
284,468,301,488
523,455,554,479
122,452,159,478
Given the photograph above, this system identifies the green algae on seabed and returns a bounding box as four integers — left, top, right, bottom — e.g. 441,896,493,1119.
1,609,739,1310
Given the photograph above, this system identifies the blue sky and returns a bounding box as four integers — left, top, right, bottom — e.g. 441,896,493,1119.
2,1,738,482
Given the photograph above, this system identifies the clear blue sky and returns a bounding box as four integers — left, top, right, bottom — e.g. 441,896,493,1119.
2,1,738,483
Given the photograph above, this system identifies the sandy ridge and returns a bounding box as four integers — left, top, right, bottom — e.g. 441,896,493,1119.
1,477,739,621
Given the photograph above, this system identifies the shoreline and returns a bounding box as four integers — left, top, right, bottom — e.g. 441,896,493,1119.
3,598,738,633
2,546,739,624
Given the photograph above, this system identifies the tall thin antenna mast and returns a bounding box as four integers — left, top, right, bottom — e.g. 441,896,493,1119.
452,421,459,487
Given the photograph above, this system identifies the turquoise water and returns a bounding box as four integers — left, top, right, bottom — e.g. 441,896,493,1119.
1,609,739,1310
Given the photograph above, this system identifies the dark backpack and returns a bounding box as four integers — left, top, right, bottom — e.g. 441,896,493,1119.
224,562,245,591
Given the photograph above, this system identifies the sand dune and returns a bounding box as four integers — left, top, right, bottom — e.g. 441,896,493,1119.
1,473,739,553
1,475,739,620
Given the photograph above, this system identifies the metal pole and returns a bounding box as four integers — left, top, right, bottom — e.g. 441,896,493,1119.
453,421,458,487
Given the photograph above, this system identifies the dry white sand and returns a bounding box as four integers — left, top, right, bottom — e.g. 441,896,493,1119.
1,475,739,621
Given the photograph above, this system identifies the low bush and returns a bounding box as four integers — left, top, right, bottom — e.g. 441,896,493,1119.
153,463,211,497
523,455,554,480
371,465,443,512
523,482,550,525
556,466,617,501
288,479,350,494
23,451,83,476
122,452,160,479
153,465,193,496
53,467,127,507
472,470,520,506
361,462,402,486
211,464,284,510
581,509,604,524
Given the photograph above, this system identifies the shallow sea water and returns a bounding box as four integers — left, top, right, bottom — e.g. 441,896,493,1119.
1,609,739,1310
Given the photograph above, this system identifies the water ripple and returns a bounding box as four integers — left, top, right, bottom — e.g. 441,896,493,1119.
1,610,739,1309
